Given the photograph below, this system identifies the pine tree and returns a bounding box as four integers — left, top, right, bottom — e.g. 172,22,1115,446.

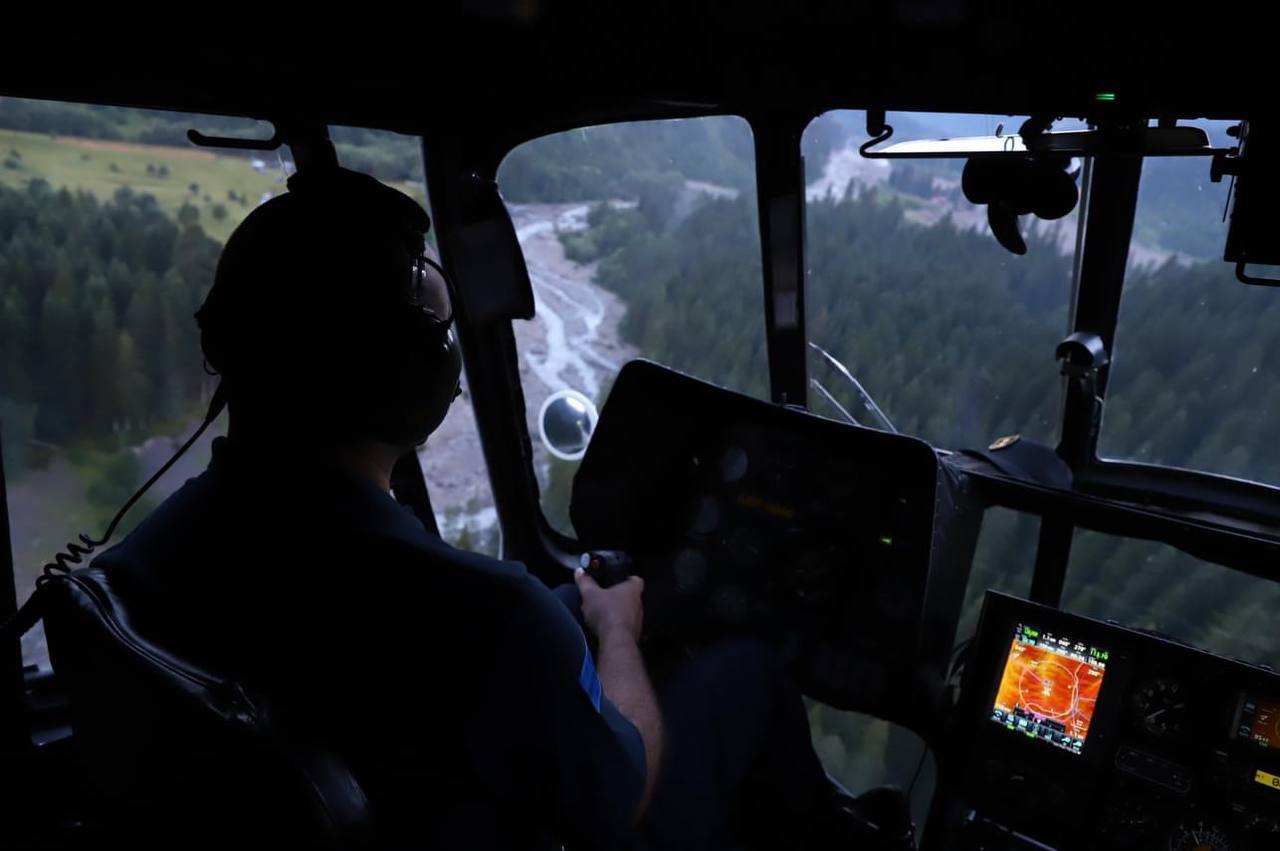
0,293,30,401
33,278,82,441
86,301,120,434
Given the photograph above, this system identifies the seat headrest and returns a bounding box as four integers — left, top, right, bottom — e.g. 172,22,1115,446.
41,567,370,850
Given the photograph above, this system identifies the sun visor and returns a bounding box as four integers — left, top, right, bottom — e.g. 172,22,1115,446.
444,173,534,325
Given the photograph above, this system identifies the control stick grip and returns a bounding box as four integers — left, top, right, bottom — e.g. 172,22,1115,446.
580,550,633,588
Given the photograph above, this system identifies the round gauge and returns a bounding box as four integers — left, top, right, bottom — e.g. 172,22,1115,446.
720,446,749,483
1100,787,1162,849
1247,814,1280,847
671,548,710,594
1133,677,1189,739
1167,819,1233,851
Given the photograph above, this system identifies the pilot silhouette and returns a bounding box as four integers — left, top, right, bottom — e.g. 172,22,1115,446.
91,166,898,850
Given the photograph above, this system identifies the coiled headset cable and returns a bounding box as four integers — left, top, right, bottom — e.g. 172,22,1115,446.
37,382,227,586
0,383,226,644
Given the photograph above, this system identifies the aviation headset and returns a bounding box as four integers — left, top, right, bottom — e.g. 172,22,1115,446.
197,165,463,446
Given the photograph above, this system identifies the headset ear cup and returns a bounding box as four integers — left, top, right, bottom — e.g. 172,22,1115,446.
965,154,1079,257
988,202,1027,256
195,167,448,445
413,327,464,442
1032,168,1080,220
962,158,1001,205
355,323,463,446
199,325,229,377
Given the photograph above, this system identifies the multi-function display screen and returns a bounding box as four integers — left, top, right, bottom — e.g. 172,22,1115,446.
990,623,1109,755
1237,694,1280,750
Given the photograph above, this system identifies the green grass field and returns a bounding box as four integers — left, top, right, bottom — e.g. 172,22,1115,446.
1,128,427,243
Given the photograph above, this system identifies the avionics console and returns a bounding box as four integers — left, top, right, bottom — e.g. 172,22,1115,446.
949,592,1280,850
569,360,982,719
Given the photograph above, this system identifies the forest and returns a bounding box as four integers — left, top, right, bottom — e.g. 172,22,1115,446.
0,180,219,474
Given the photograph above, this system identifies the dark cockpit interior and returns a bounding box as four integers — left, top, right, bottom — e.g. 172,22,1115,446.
3,4,1280,849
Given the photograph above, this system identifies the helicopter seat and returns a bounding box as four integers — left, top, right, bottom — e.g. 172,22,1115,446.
40,565,371,849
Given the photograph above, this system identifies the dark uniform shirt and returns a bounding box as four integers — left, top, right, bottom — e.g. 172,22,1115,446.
92,436,645,849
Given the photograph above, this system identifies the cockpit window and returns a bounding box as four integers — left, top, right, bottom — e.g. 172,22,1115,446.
802,110,1073,450
956,507,1040,640
497,117,767,536
1063,528,1280,669
1097,123,1280,484
0,104,498,678
0,99,285,671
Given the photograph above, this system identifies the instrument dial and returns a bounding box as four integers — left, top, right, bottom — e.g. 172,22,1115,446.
720,446,749,483
1167,819,1232,851
1133,677,1189,739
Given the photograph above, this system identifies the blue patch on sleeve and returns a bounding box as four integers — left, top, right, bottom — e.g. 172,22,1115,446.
579,637,603,713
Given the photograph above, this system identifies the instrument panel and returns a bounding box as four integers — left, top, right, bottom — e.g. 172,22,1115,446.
570,360,980,716
954,592,1280,850
566,361,1280,849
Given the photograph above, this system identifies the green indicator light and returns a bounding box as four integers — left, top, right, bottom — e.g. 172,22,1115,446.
879,536,894,546
1096,92,1117,102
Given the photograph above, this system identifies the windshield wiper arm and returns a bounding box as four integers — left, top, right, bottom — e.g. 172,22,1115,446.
809,378,861,427
807,342,898,434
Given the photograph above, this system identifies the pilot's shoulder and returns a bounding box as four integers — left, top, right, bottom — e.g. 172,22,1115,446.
382,540,581,656
394,538,577,623
381,530,527,583
89,470,220,574
376,531,556,604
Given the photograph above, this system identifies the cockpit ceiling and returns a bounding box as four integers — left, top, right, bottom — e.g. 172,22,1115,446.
1,3,1271,140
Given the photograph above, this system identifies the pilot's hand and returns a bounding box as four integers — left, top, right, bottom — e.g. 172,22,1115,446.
574,568,644,644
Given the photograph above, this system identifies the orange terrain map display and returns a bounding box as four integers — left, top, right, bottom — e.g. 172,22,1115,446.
989,624,1109,755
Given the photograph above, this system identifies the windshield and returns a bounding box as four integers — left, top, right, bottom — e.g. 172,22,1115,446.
803,110,1074,449
1097,122,1280,483
1064,529,1280,669
497,116,768,537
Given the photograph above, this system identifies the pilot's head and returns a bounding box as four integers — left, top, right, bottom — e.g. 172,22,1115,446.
196,167,461,451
